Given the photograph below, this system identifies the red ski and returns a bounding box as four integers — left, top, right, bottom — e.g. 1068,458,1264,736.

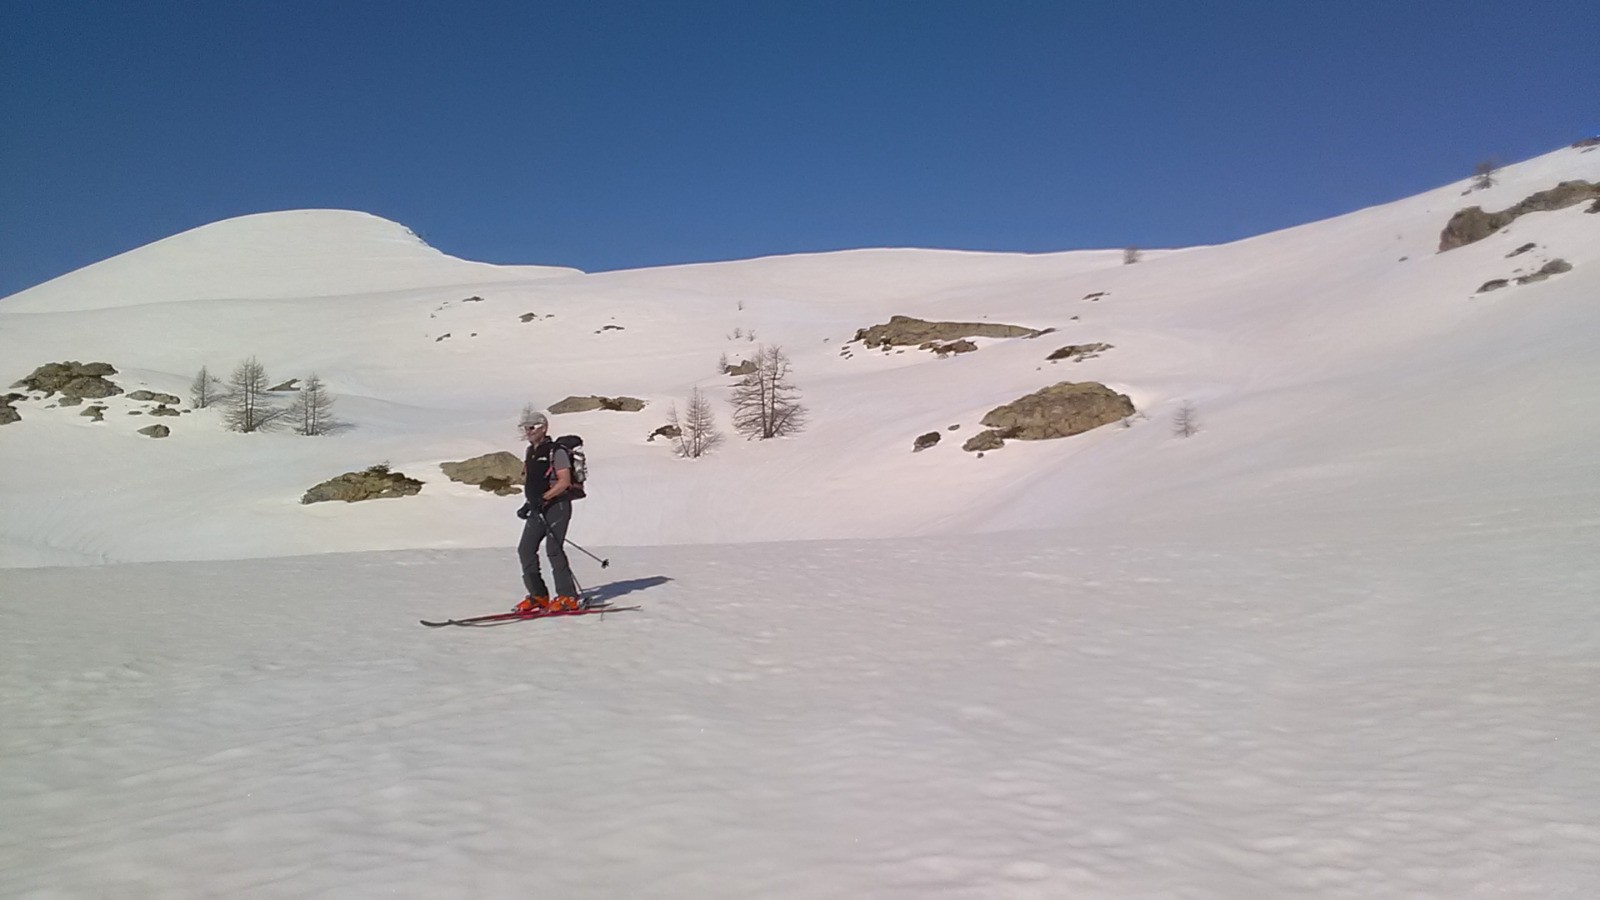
420,604,638,627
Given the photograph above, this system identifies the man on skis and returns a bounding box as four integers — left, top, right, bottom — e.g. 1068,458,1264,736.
513,411,581,613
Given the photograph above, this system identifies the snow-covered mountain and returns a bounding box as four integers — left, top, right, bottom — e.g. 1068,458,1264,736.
3,146,1598,896
4,146,1595,566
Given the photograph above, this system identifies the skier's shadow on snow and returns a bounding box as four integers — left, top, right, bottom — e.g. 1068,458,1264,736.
584,575,673,604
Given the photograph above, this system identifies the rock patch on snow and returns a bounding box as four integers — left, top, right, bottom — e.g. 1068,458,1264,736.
924,339,978,357
439,452,524,496
1439,180,1600,251
301,465,423,504
1047,343,1114,362
550,395,647,414
963,381,1135,452
1476,258,1574,294
12,361,124,400
852,315,1044,348
128,390,182,405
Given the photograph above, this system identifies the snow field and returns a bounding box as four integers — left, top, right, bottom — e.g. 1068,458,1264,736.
4,499,1599,897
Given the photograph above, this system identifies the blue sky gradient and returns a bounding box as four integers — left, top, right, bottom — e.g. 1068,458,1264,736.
1,1,1592,297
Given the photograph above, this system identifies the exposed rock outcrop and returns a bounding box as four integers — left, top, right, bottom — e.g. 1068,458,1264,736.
81,405,107,422
1047,343,1114,362
649,424,682,442
440,451,524,496
923,339,978,357
0,394,21,426
1476,258,1573,294
550,395,647,414
963,382,1135,451
912,431,941,452
301,464,423,504
138,424,170,438
1515,258,1573,285
129,390,182,405
1439,181,1600,251
723,359,758,377
961,429,1006,452
853,315,1044,348
1573,137,1600,149
13,361,123,400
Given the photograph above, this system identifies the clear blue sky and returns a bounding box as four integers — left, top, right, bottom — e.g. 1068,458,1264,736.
1,0,1592,297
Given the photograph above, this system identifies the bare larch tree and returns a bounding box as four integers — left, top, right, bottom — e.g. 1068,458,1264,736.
223,356,285,433
670,387,723,458
1172,400,1199,438
730,344,806,440
286,372,340,435
190,365,224,408
1472,158,1500,191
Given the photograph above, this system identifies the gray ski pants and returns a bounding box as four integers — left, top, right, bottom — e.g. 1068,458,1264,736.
518,499,577,599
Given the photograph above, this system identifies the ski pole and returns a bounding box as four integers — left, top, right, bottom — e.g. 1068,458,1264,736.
564,538,610,569
534,507,610,568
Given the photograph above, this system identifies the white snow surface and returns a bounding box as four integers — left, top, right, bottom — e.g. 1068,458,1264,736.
3,146,1600,896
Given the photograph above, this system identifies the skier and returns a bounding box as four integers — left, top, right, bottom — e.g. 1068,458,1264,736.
513,411,581,613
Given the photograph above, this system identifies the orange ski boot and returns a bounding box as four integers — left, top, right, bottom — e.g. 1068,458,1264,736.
514,595,551,614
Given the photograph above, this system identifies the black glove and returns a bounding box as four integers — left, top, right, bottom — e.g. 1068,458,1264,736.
516,503,534,520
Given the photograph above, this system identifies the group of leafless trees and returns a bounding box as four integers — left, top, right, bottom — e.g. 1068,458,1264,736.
192,357,343,435
667,344,805,459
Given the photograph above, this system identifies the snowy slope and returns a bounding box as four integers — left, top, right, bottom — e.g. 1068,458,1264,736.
3,145,1600,896
0,209,579,314
4,507,1598,897
4,146,1595,566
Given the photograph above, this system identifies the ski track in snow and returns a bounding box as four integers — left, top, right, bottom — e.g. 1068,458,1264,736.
4,511,1599,898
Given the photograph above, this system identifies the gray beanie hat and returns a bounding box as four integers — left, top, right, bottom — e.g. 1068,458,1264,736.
519,410,549,428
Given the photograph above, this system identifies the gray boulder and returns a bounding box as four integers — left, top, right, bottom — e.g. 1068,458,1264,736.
13,361,123,400
138,424,170,439
81,405,107,422
129,390,182,405
1047,343,1114,362
1477,279,1510,293
1515,258,1573,285
550,395,647,414
912,431,941,452
0,394,20,426
723,359,758,376
922,339,978,357
966,382,1136,451
301,464,423,504
1440,181,1600,251
853,315,1044,348
961,429,1007,452
440,451,524,496
649,424,682,442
